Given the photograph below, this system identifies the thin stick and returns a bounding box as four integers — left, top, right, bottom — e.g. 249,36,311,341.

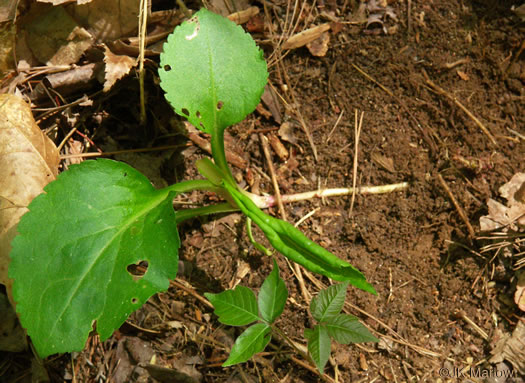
424,77,498,146
171,278,214,309
138,0,148,125
349,110,364,216
455,310,489,340
57,127,78,152
59,144,189,160
325,109,344,144
437,173,475,238
277,58,318,160
260,133,310,302
260,134,287,220
250,182,409,208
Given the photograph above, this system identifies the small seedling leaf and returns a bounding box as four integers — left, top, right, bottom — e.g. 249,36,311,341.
223,322,271,366
159,8,267,135
205,286,259,326
324,314,379,344
258,259,288,323
304,324,331,374
9,159,180,358
310,282,348,323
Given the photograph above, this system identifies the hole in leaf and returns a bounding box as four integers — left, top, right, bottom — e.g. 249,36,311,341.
217,101,224,110
127,260,148,281
181,108,189,116
123,172,127,177
196,111,201,119
164,64,171,71
200,122,205,129
131,297,139,304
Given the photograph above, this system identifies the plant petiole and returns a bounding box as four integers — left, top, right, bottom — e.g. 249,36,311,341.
175,202,239,224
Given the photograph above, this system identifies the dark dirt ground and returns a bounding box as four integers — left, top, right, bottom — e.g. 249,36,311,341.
2,0,525,382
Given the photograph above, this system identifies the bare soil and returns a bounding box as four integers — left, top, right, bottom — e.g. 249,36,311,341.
2,0,525,382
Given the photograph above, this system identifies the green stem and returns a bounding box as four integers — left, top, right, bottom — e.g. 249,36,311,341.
175,202,239,224
211,129,237,186
163,179,217,194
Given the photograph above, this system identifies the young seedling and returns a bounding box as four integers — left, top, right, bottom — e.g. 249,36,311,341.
305,282,378,372
9,8,375,359
205,261,377,373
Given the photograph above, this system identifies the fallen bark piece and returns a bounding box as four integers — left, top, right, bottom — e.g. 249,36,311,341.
282,24,331,50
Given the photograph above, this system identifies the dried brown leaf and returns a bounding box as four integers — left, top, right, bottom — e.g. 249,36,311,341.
306,31,330,57
0,94,60,300
67,0,141,41
103,45,137,92
515,271,525,312
480,173,525,231
26,6,93,65
490,320,525,374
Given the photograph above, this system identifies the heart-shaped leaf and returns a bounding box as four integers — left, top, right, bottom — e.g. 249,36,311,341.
159,8,267,135
9,159,180,358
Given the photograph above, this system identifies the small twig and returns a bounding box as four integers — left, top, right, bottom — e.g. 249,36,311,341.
290,355,336,383
454,310,489,340
57,127,78,152
59,144,189,160
325,109,344,144
260,133,310,302
424,76,498,146
138,0,149,125
277,58,318,160
444,58,469,70
250,182,409,208
260,134,287,220
437,173,475,238
294,207,320,227
171,278,214,309
349,110,364,216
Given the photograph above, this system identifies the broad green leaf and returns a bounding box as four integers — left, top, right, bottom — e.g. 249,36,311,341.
223,181,376,294
223,322,271,366
324,314,379,344
205,286,259,326
310,283,348,323
9,159,180,358
159,8,268,135
258,259,287,323
304,325,331,374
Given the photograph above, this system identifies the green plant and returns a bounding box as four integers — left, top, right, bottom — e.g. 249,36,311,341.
9,8,375,360
205,260,377,372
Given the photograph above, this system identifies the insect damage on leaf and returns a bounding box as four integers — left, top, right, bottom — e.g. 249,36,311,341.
159,8,268,135
185,16,200,40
